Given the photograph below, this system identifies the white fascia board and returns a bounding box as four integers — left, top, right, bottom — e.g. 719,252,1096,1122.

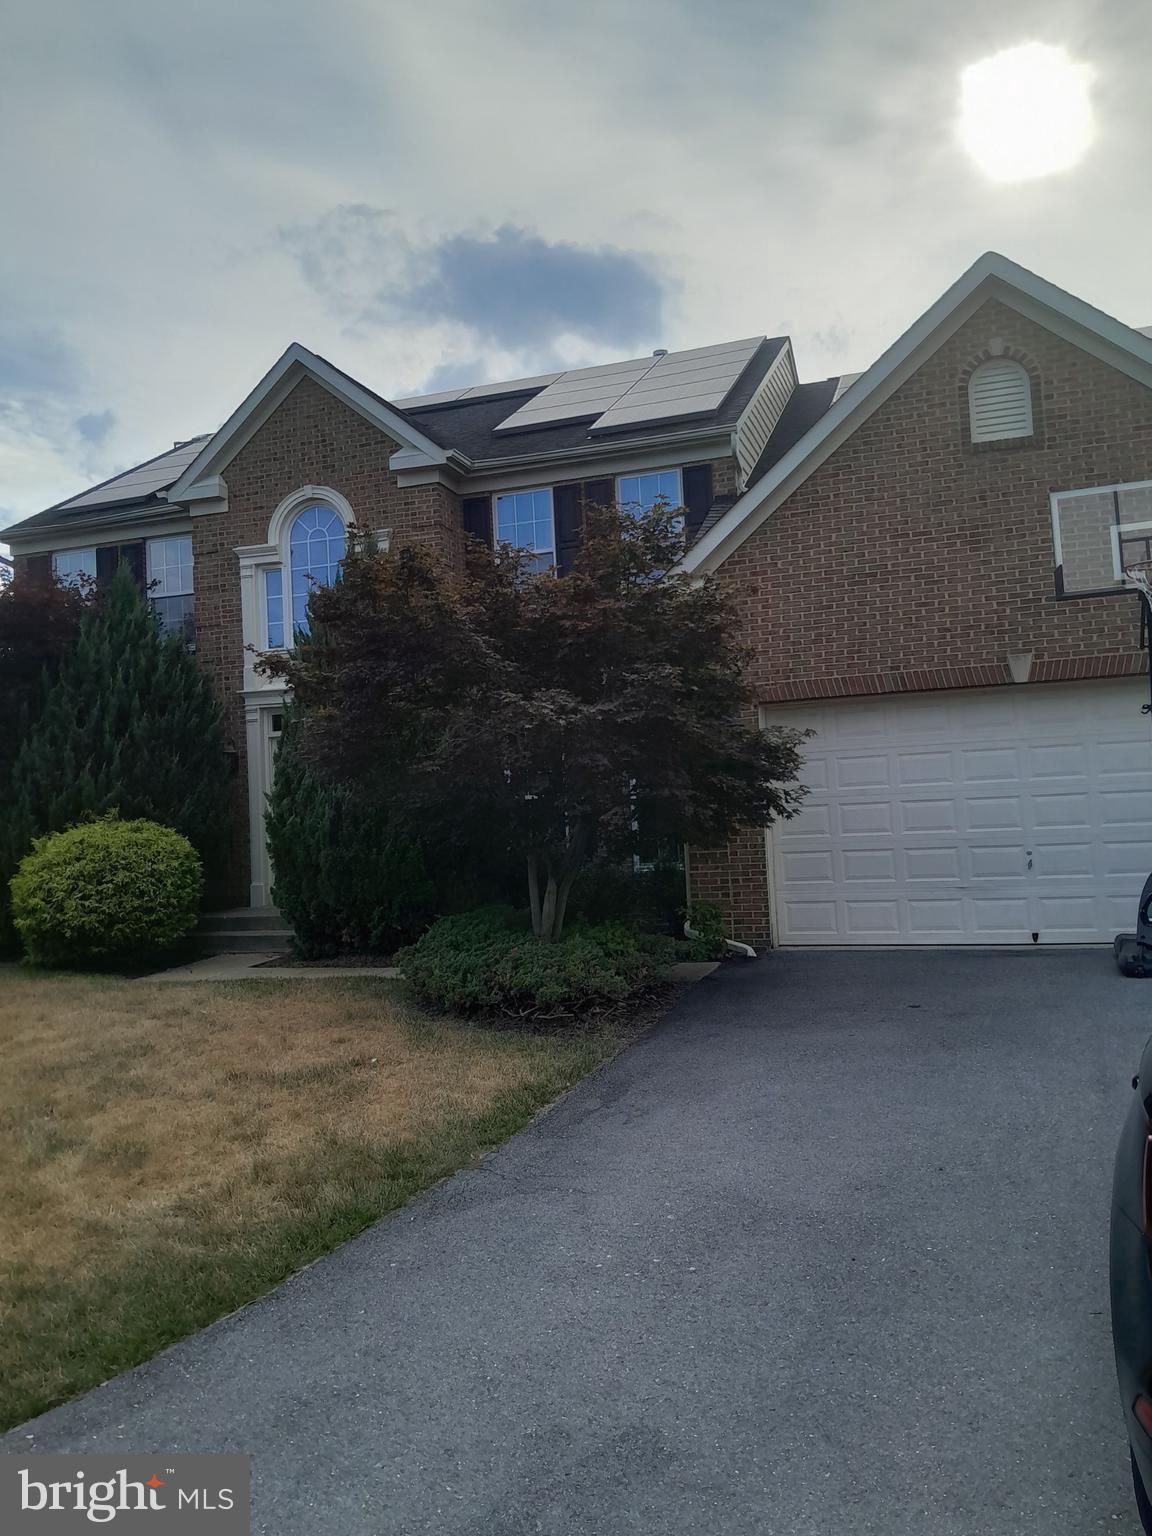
679,251,1152,576
6,510,195,557
167,344,452,502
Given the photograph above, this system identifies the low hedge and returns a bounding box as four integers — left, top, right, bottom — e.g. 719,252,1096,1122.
10,816,202,967
398,908,666,1018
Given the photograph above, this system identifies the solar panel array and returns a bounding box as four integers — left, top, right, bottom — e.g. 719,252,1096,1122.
588,338,763,434
491,337,764,436
54,436,212,512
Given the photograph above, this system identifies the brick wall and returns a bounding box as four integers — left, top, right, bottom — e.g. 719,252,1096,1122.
193,377,463,902
693,298,1152,942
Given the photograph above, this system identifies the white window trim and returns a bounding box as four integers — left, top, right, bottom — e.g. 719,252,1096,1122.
1050,480,1152,595
52,547,97,586
615,467,683,512
494,484,557,567
235,485,355,689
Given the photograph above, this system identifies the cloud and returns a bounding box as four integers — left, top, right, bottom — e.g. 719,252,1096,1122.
411,225,664,349
280,208,666,355
75,409,117,445
0,326,80,399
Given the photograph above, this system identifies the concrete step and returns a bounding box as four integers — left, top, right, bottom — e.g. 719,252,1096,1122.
197,908,288,935
196,929,291,955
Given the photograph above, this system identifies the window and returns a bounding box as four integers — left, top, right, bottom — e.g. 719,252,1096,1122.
146,535,194,640
1051,481,1152,595
263,503,347,647
494,488,555,574
616,468,683,515
968,359,1033,443
52,547,96,588
265,567,285,648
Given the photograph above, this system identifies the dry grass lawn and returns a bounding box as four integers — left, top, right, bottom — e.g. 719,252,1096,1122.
0,965,624,1430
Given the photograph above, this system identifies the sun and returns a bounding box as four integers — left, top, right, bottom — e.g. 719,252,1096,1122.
958,42,1095,183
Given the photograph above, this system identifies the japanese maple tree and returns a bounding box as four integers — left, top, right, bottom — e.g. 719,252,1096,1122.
268,503,805,941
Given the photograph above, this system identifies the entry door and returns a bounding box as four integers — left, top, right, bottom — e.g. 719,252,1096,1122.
766,680,1152,945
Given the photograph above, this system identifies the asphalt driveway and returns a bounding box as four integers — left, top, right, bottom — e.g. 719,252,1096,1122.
6,950,1148,1534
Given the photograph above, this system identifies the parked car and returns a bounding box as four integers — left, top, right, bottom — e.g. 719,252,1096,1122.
1111,1035,1152,1532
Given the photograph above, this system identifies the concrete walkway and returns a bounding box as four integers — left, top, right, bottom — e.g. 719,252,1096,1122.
146,952,402,981
6,950,1143,1533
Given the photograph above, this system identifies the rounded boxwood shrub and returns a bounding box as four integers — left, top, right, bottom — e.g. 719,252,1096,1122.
398,907,665,1018
10,816,202,967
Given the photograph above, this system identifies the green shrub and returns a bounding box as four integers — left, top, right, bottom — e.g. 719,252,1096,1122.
11,816,202,967
567,859,686,932
398,908,665,1017
681,899,730,961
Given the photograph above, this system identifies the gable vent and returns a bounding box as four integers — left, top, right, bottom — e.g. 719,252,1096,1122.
968,359,1033,443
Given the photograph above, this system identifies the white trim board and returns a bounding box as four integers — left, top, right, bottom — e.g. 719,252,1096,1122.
166,344,457,504
678,251,1152,577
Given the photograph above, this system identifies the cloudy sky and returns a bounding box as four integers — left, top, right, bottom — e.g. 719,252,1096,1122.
1,0,1149,529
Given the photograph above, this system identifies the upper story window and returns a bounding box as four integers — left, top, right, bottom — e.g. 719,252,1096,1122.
967,359,1034,444
52,547,96,588
146,535,194,641
263,502,347,648
494,488,555,574
617,468,683,514
1051,480,1152,596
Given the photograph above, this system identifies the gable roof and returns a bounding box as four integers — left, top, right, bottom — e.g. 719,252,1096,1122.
166,343,455,502
679,251,1152,576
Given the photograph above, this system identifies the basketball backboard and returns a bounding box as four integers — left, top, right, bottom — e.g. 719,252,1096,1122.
1051,481,1152,597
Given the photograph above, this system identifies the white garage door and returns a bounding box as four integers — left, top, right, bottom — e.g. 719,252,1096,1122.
766,680,1152,945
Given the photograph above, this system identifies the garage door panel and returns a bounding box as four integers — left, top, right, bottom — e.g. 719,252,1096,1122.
898,752,953,785
901,800,957,833
906,847,961,880
838,802,893,835
765,680,1152,946
962,748,1021,782
834,755,891,789
966,797,1024,830
1032,843,1094,878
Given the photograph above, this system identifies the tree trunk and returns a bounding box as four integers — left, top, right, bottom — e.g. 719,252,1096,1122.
527,854,543,937
539,873,560,942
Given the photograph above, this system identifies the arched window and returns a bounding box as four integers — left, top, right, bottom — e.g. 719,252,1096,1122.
264,502,347,646
967,358,1034,444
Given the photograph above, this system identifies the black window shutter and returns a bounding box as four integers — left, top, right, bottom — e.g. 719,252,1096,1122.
582,477,614,511
121,541,146,590
96,542,146,590
95,545,120,585
24,553,51,583
681,464,713,537
553,483,583,575
461,494,492,546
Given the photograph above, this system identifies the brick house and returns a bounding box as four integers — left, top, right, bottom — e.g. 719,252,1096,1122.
4,251,1152,947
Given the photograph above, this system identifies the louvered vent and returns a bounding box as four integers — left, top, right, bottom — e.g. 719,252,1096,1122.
968,359,1033,443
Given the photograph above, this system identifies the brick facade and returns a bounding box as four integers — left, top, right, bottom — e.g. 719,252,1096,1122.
691,298,1152,942
193,377,464,902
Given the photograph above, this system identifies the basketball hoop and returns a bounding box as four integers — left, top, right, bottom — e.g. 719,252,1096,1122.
1122,564,1152,719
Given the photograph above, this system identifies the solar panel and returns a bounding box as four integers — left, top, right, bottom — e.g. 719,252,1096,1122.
492,356,660,433
396,371,564,412
588,338,762,434
54,436,211,511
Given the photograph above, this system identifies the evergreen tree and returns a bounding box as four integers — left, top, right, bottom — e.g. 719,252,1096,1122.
1,564,231,945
